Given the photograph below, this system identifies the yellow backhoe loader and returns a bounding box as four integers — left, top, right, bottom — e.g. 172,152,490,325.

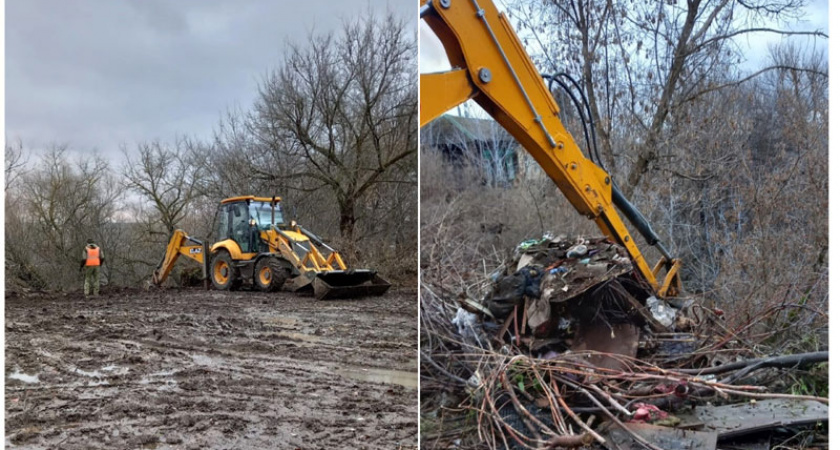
420,0,681,298
151,195,390,300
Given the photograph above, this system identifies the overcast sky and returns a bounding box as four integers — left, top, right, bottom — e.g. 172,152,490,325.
6,0,415,166
5,0,829,166
420,0,829,80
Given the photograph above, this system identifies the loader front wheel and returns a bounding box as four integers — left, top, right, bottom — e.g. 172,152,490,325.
255,258,289,292
211,251,239,291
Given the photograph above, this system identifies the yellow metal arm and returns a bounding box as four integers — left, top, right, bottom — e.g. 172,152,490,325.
421,0,680,296
151,229,205,285
420,69,476,126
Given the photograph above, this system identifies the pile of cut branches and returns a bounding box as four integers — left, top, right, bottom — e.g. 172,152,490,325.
420,236,828,449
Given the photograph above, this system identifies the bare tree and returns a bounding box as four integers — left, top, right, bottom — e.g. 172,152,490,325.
247,12,417,241
206,107,281,198
8,146,121,290
508,0,826,197
5,139,39,288
123,138,208,235
5,139,28,191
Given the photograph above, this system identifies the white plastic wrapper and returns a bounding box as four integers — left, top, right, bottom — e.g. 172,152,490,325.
646,296,676,328
452,307,480,343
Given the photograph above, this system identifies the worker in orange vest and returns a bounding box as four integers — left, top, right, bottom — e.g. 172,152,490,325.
80,238,105,297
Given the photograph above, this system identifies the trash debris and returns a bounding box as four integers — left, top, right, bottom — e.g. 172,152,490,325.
570,322,639,371
565,243,588,259
421,235,829,449
604,423,717,450
628,403,672,424
646,296,677,328
452,307,479,341
686,399,828,440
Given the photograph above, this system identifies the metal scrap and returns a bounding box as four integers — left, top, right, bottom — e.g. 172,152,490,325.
687,399,828,440
604,423,717,450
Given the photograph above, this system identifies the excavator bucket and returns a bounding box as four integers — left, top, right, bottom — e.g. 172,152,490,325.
309,270,391,300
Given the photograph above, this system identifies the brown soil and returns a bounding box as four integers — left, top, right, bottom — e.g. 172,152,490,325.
5,287,418,449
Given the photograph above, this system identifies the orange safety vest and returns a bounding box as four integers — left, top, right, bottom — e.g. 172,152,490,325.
85,246,101,266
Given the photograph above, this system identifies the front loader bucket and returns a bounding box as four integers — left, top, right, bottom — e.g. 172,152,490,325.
310,270,391,300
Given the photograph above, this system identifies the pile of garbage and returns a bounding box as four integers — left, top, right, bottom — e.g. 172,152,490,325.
424,236,827,450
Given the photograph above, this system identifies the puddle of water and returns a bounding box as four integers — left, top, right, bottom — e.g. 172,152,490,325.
69,364,130,378
148,369,177,377
191,354,219,366
264,316,299,327
139,368,179,391
101,365,129,375
72,367,104,378
8,369,39,384
274,331,329,345
140,377,178,389
336,367,417,388
36,349,58,360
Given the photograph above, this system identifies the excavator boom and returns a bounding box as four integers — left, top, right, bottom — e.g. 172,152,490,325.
151,230,206,286
421,0,680,297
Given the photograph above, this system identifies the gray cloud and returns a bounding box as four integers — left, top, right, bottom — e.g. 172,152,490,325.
7,0,416,165
735,0,828,69
421,2,828,67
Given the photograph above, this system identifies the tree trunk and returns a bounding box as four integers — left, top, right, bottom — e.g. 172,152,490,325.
625,0,700,199
338,201,356,242
577,1,616,171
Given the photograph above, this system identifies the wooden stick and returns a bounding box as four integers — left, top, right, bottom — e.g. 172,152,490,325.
513,304,520,347
550,376,606,446
497,308,517,342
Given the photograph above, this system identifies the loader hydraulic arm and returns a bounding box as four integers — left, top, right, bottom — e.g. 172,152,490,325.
421,0,681,297
151,230,206,286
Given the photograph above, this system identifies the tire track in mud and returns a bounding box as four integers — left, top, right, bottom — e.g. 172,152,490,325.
6,288,418,449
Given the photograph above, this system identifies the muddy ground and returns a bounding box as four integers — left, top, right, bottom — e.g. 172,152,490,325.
5,287,418,449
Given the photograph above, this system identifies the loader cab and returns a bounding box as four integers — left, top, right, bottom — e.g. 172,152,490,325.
214,196,285,253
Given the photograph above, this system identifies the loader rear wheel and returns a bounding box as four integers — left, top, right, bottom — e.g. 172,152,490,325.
211,251,240,291
255,258,289,292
